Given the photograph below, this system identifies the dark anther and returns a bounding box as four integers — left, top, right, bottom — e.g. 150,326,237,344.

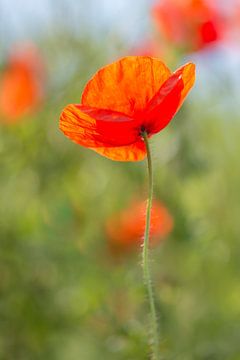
140,125,146,136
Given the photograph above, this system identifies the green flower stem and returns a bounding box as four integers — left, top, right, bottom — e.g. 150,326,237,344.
142,131,160,360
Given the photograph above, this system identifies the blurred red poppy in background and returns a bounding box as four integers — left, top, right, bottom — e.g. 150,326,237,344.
60,56,195,161
130,39,162,57
0,43,45,123
106,199,173,253
152,0,225,52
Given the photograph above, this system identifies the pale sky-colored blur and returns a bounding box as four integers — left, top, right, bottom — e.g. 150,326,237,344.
0,0,156,49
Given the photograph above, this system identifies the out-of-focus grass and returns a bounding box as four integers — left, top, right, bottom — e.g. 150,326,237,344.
0,31,240,360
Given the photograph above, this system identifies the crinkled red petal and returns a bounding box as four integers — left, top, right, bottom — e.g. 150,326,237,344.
91,141,146,161
82,56,171,117
59,104,141,148
140,62,195,134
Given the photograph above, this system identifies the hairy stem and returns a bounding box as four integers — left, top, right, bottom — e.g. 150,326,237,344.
142,131,160,360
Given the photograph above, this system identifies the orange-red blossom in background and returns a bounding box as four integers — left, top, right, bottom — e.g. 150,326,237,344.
152,0,227,52
60,56,195,161
0,43,45,123
106,199,173,253
131,39,163,58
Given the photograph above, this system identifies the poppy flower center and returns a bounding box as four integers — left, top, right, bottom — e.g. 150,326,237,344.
140,125,147,136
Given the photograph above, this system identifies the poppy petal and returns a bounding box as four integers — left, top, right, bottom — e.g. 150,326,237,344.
0,64,41,120
142,73,184,134
142,62,195,134
0,45,45,122
81,56,171,117
175,62,196,108
59,104,141,148
91,141,146,161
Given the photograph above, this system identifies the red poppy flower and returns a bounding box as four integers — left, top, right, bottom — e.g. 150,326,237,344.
60,56,195,161
106,199,173,253
152,0,224,52
0,44,45,122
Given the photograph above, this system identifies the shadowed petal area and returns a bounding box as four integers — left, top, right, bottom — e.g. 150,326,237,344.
141,62,195,134
91,141,146,161
81,56,171,117
59,104,141,148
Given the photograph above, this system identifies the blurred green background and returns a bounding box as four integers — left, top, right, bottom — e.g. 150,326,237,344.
0,1,240,359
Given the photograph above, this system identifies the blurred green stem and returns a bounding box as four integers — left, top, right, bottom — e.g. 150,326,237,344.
142,131,160,360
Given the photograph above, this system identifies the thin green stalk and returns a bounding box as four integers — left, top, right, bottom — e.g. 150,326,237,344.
142,131,160,360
